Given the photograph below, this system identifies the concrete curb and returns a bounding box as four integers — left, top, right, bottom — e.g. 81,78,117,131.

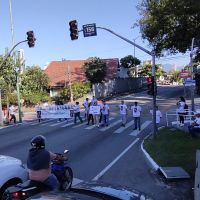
141,126,165,171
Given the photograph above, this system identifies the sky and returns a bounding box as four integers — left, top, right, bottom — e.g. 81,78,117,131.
0,0,190,69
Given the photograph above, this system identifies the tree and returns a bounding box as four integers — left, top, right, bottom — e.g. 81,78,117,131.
137,0,200,55
20,66,50,105
170,70,181,83
20,66,49,95
139,64,166,78
84,57,106,84
120,55,141,77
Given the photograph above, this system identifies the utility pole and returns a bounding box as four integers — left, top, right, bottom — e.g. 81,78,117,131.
190,38,195,111
133,36,140,77
0,90,3,126
9,0,22,123
67,65,73,103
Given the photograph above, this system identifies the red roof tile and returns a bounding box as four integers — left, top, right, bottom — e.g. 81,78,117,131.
44,58,119,87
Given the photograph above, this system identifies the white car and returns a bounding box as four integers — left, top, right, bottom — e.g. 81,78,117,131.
0,155,28,199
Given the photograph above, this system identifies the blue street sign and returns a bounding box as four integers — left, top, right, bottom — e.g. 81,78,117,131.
184,79,196,86
83,23,97,37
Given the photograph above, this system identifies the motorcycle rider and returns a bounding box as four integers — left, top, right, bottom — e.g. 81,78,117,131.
27,135,64,190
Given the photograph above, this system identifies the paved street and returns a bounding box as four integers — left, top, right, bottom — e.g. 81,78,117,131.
0,86,193,200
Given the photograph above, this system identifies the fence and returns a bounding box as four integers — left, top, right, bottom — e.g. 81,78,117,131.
166,109,195,127
94,77,146,99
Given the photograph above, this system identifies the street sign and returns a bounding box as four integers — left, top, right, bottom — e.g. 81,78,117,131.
180,70,190,79
83,23,97,37
184,79,196,86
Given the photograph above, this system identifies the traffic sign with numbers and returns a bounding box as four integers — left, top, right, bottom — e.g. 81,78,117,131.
83,23,97,37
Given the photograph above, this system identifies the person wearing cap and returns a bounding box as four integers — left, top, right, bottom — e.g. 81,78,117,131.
188,112,200,137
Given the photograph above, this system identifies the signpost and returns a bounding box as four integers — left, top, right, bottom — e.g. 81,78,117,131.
83,24,97,37
180,70,190,79
185,79,196,86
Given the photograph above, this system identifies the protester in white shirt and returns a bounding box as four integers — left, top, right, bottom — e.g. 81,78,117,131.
91,96,97,106
73,102,83,124
93,101,101,127
188,113,200,137
101,100,109,126
9,104,17,124
131,102,142,130
119,100,128,127
150,106,162,130
83,98,89,120
35,103,42,122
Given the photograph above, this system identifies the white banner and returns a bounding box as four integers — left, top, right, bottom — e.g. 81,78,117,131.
89,106,100,115
40,105,74,119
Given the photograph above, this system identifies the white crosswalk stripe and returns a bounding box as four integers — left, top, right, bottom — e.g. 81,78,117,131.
129,121,151,136
61,122,74,128
50,120,71,127
114,119,134,133
85,117,114,130
100,119,121,132
30,119,54,126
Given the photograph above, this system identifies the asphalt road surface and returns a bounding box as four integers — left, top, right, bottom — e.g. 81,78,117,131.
0,86,193,200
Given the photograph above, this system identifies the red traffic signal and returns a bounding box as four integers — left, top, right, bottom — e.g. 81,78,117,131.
26,31,36,47
69,20,78,40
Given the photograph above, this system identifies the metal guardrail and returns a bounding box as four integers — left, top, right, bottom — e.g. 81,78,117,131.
166,109,195,127
194,150,200,200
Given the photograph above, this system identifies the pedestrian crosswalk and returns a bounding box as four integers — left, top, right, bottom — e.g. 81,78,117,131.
18,117,152,136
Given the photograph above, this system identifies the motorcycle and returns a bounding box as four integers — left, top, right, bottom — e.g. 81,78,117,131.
3,150,73,200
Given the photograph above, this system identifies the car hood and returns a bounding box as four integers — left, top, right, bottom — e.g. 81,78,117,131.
28,182,153,200
0,155,22,167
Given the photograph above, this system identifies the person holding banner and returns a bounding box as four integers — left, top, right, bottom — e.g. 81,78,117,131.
119,100,128,127
35,103,42,123
101,100,110,127
73,102,83,124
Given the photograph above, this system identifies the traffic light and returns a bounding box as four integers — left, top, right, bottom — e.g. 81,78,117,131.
26,31,36,47
147,77,157,95
69,20,78,40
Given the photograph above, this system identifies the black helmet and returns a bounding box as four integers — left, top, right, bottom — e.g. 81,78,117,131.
31,135,46,149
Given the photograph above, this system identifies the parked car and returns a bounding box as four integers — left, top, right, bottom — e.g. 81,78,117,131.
0,155,28,199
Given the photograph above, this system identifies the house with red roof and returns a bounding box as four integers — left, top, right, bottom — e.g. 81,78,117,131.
44,58,119,97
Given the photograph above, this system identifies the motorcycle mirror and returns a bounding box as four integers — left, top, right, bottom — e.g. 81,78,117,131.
64,150,69,154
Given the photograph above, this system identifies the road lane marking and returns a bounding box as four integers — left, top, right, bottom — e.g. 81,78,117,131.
85,117,114,130
114,119,134,133
92,138,139,181
72,178,84,186
50,120,71,127
61,122,74,128
100,119,121,132
129,121,151,136
30,119,54,126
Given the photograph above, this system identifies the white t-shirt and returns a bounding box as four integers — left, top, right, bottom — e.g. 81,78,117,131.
9,105,16,115
119,104,127,115
177,101,185,113
73,105,80,113
101,104,109,115
83,101,89,111
131,105,141,117
150,110,162,124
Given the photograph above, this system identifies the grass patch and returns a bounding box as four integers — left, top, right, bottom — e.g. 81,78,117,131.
144,127,200,177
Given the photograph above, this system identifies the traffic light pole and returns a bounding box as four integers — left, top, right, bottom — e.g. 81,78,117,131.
0,39,27,124
95,26,157,137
